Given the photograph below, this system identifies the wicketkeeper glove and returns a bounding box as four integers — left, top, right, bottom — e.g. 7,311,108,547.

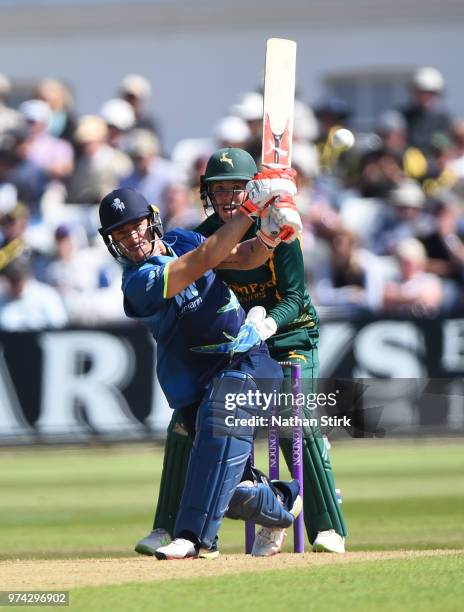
245,306,277,342
241,167,297,219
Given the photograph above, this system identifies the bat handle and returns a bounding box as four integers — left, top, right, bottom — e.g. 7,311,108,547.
273,134,282,165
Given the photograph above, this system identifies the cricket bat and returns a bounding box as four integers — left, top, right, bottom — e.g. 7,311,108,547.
262,38,297,169
261,38,297,235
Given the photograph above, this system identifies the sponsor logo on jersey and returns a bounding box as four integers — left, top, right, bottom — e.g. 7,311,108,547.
228,279,276,303
174,282,203,315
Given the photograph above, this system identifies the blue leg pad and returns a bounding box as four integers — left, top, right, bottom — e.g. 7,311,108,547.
226,479,298,528
174,370,258,548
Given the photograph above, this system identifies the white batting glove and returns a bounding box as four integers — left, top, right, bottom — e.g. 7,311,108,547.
257,214,282,250
242,167,297,219
245,306,278,342
268,194,303,244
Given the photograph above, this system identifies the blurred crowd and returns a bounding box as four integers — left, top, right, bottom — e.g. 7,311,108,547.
0,66,464,330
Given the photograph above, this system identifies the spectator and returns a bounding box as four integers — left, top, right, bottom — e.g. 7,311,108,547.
377,110,428,181
369,179,429,255
356,146,404,200
0,200,30,262
0,129,47,216
0,254,68,330
100,98,135,149
18,99,74,181
66,115,132,204
422,132,458,196
293,100,318,144
36,78,77,142
213,116,250,150
230,91,263,163
312,228,385,315
119,129,180,217
164,182,203,231
339,146,404,249
118,74,159,136
291,141,320,217
420,194,464,312
400,66,453,153
0,74,22,133
314,96,351,143
0,197,50,278
43,224,124,324
450,119,464,178
383,237,443,316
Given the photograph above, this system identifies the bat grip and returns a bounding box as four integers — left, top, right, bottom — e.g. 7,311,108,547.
273,134,281,165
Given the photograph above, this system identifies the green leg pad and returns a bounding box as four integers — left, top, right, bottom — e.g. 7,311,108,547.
153,409,192,534
274,347,348,543
279,429,347,543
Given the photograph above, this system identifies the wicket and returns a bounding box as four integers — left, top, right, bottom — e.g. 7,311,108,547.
245,362,304,553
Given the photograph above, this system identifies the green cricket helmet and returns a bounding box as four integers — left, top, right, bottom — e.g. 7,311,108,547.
203,148,257,182
200,148,258,218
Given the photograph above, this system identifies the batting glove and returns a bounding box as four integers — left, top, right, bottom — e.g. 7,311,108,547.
268,194,302,244
245,306,277,342
241,167,297,219
257,214,282,250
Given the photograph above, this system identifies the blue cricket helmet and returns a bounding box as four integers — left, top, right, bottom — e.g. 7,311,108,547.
98,188,163,261
99,188,152,235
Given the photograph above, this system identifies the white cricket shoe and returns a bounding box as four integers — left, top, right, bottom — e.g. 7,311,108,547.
251,526,287,556
155,538,197,560
134,528,171,556
251,493,303,557
155,538,219,560
312,529,345,553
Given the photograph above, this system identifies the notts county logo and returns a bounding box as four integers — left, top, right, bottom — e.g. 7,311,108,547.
220,152,234,167
111,197,125,212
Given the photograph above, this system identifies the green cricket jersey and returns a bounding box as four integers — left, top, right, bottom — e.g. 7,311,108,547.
195,214,320,356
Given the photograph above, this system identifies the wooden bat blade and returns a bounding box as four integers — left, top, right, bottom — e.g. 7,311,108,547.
262,38,297,169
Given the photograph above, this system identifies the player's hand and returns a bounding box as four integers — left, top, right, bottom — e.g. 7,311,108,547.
245,306,277,342
257,214,282,250
269,194,302,244
241,167,297,219
254,167,297,183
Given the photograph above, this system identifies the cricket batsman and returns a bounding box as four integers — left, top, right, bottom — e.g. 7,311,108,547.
136,148,347,556
98,179,303,559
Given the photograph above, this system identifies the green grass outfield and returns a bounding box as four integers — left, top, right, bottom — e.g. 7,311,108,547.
1,439,463,610
71,554,464,612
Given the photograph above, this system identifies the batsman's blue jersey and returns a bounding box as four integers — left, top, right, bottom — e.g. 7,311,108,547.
122,229,249,409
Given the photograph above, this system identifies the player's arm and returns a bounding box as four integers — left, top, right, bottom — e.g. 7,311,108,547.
164,212,253,298
165,169,300,296
216,237,272,270
218,192,302,271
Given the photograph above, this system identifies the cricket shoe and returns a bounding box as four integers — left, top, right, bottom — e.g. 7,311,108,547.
312,529,345,553
134,528,171,556
251,481,303,557
155,538,219,561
